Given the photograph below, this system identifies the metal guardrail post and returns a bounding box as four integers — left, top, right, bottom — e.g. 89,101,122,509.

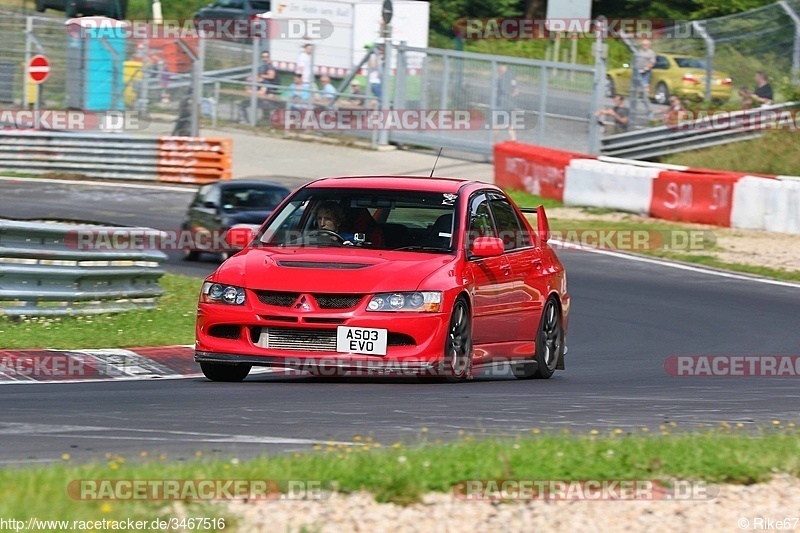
378,39,393,146
250,36,260,127
779,1,800,86
212,81,220,128
588,17,606,155
489,60,498,145
537,66,548,145
438,52,450,143
692,21,714,103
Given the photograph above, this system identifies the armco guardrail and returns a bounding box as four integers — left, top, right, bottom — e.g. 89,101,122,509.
0,132,232,183
600,102,798,159
0,220,168,317
495,142,800,235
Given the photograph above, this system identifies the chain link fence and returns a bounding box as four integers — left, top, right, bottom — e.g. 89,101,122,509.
609,0,800,131
392,45,601,155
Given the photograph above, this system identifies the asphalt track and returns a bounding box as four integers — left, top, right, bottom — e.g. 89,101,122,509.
1,178,799,464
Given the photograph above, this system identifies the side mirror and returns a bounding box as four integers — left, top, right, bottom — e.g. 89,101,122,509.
536,205,550,243
225,225,256,248
471,236,504,258
203,200,218,209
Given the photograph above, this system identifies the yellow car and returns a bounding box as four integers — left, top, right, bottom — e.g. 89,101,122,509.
606,53,732,104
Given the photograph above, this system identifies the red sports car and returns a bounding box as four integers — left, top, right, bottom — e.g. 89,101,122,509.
194,176,570,382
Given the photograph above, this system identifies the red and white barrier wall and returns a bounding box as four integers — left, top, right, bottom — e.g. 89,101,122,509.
495,142,800,235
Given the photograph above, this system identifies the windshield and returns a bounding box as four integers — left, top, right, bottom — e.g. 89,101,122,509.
674,57,707,69
258,188,458,252
221,186,287,211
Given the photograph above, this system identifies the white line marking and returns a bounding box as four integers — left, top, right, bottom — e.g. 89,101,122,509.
0,374,204,385
555,239,800,289
0,175,197,193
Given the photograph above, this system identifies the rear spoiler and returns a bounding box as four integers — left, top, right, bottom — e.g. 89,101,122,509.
517,205,550,243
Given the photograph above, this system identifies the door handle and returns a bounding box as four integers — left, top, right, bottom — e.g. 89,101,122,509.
532,258,543,268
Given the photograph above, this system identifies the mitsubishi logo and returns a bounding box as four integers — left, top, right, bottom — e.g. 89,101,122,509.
294,295,312,311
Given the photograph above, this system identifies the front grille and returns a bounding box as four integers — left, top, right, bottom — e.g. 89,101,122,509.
257,291,300,307
256,291,363,310
315,294,363,309
277,261,371,269
249,327,417,351
252,327,337,351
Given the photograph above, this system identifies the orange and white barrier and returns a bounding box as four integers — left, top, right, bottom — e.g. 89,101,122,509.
495,142,799,235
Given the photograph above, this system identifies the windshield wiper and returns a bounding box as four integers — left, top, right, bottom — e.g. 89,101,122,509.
394,246,450,252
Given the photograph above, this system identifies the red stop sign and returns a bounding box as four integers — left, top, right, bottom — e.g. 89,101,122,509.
29,55,51,84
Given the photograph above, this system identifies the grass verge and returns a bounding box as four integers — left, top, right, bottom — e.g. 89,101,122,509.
0,274,200,349
2,429,799,522
661,131,800,177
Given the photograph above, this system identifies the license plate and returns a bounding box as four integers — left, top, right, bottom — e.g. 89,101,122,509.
336,326,388,356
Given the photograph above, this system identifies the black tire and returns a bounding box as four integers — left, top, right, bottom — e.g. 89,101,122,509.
218,251,231,262
605,76,615,98
443,298,472,382
654,82,669,105
200,362,251,382
513,297,563,380
182,248,200,261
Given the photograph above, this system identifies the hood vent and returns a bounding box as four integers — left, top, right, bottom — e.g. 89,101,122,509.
276,261,371,270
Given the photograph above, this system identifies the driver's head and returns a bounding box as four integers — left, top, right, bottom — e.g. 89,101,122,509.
315,201,344,231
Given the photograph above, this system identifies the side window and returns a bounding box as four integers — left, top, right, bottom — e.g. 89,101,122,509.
489,194,531,250
467,194,496,253
655,56,669,70
194,184,212,207
205,186,221,208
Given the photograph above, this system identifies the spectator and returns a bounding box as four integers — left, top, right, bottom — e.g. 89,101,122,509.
661,96,687,127
238,75,269,124
595,94,630,134
258,51,278,95
285,74,311,109
367,51,382,99
633,39,656,115
495,65,519,141
316,75,337,106
295,43,313,84
751,71,774,106
348,81,366,107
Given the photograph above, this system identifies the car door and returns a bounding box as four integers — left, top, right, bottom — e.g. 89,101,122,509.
188,184,222,235
487,192,543,342
464,192,515,360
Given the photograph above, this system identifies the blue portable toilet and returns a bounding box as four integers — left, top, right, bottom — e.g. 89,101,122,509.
65,17,127,111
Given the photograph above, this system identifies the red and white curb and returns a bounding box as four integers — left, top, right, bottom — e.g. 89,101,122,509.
0,346,202,384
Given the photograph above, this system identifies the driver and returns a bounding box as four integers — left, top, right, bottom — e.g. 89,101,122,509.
313,202,354,245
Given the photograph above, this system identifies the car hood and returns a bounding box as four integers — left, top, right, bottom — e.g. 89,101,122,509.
213,247,456,293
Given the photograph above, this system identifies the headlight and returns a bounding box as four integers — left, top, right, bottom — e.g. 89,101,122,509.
367,291,441,312
201,282,246,305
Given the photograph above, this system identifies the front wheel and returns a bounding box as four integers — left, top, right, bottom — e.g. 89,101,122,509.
443,298,472,382
200,362,251,382
654,82,669,105
513,297,563,379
